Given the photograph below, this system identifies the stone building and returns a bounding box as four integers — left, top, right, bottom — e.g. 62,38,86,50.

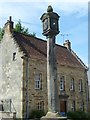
0,17,89,118
88,85,90,112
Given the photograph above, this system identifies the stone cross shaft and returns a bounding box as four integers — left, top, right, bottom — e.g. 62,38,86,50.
47,36,58,113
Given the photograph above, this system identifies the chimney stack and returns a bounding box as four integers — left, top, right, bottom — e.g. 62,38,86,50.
63,40,71,51
4,16,14,34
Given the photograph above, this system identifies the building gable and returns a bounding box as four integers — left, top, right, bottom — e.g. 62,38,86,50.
0,19,24,117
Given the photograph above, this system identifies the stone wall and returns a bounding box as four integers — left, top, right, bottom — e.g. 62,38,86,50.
0,32,24,118
0,32,88,118
57,65,88,112
26,58,88,114
1,32,88,117
26,58,48,115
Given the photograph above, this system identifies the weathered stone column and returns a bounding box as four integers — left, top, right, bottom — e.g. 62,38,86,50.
47,36,58,113
40,5,67,120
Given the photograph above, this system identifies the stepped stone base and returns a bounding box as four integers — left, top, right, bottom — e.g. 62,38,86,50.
0,118,14,120
41,112,67,120
0,111,16,120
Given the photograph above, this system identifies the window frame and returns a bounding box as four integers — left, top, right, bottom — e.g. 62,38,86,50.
60,76,65,91
71,100,75,112
36,101,44,111
34,73,42,90
78,79,83,92
70,78,75,91
13,52,16,61
79,101,84,111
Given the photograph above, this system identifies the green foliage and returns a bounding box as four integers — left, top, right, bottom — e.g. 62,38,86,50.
14,20,29,34
0,20,36,42
14,20,36,37
29,109,45,119
15,118,21,120
0,28,4,41
29,32,36,37
67,111,90,120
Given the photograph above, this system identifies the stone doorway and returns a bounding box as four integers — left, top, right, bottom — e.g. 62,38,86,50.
60,101,67,113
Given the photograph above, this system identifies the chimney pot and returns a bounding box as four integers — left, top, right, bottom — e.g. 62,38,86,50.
9,16,12,21
63,40,71,51
4,16,14,34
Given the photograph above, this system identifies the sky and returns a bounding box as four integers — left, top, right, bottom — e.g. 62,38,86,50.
0,0,89,83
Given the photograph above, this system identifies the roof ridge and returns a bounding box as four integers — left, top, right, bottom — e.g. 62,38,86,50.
13,31,66,49
13,31,47,42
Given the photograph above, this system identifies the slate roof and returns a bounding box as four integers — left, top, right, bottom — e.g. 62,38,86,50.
13,31,86,69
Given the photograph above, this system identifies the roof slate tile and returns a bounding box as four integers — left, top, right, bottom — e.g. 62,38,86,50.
13,31,84,69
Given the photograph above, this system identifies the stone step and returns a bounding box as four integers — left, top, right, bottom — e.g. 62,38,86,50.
0,111,16,120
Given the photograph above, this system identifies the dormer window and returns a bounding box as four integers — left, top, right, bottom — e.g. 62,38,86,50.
13,52,16,61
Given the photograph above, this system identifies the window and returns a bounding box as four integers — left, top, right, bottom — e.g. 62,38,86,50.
35,73,42,89
71,101,75,112
36,101,44,110
70,78,75,91
60,76,65,91
79,79,83,92
13,52,16,61
79,101,84,111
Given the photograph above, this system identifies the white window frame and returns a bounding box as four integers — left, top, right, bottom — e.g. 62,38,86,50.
71,101,75,112
60,76,65,91
79,79,83,92
35,73,42,89
79,101,84,111
36,101,44,111
70,78,75,91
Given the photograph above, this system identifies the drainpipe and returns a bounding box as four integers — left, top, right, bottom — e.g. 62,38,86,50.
10,99,12,112
26,57,29,119
86,71,89,112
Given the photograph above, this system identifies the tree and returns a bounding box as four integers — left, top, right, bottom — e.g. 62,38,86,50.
14,20,29,34
0,20,36,41
14,20,36,37
0,28,4,41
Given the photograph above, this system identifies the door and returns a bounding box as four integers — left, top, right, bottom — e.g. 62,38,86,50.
60,101,67,115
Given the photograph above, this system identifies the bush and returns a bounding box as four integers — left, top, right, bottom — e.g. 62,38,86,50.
29,109,45,119
15,118,22,120
67,111,90,120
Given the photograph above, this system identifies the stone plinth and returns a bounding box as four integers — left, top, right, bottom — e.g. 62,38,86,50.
41,112,67,120
0,111,16,119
